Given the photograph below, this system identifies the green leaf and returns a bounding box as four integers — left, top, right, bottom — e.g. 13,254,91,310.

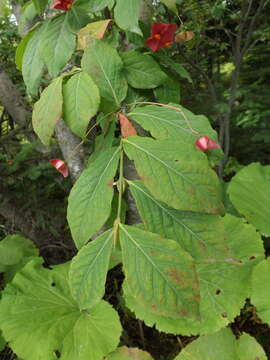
236,333,267,360
154,77,181,104
66,6,91,32
18,1,38,36
15,28,35,71
121,51,168,89
157,54,192,83
161,0,177,13
251,258,270,325
119,224,200,320
32,0,49,14
73,0,114,12
32,76,63,146
124,215,264,335
39,14,76,78
22,22,48,96
0,332,5,351
67,146,120,249
0,0,7,17
114,0,142,36
82,39,128,110
228,163,270,236
0,259,122,360
69,229,114,310
128,105,218,143
0,234,38,283
174,328,267,360
106,346,154,359
63,71,100,138
123,136,224,214
128,180,226,260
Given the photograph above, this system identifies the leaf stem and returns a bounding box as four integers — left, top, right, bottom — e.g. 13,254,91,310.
117,146,124,220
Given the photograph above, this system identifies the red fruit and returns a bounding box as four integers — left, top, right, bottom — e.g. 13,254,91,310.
49,158,69,177
195,136,220,152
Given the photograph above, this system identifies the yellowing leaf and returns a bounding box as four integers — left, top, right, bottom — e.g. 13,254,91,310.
77,20,111,50
175,31,195,43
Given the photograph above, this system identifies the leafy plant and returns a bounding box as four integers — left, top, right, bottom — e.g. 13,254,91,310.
0,0,270,359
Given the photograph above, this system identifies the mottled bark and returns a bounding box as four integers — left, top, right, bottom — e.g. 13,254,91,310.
55,119,85,182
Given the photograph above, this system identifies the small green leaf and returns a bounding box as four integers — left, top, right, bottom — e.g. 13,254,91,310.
157,54,192,83
67,146,120,248
106,346,154,359
0,259,122,360
39,14,76,78
114,0,142,36
161,0,177,13
154,77,181,104
123,136,223,214
121,51,168,89
32,0,49,14
174,328,267,360
251,258,270,326
120,224,200,320
69,229,114,310
82,39,128,110
32,76,63,146
18,1,38,36
228,163,270,236
15,28,35,71
73,0,114,12
63,71,100,138
0,332,5,352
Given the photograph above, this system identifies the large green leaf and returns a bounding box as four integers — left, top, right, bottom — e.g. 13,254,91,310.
123,136,224,214
69,229,114,310
0,258,121,360
32,76,63,146
22,22,48,96
63,71,100,138
128,105,218,143
251,258,270,325
128,180,226,260
124,215,264,335
82,39,128,110
67,146,120,249
39,14,76,78
174,328,267,360
228,163,270,236
0,234,38,283
119,224,200,320
121,51,168,89
114,0,142,35
106,346,154,359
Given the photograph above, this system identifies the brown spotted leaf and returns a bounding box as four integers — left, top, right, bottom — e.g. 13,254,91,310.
119,224,200,320
118,113,137,138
